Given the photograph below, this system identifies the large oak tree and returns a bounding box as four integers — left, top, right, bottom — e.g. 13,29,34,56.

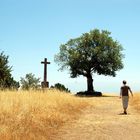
55,29,124,93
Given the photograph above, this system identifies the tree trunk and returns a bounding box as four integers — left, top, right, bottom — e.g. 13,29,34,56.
87,74,94,92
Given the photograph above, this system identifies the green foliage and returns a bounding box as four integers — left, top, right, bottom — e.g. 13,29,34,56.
51,83,70,93
0,52,19,89
55,29,124,92
20,73,40,90
55,29,124,77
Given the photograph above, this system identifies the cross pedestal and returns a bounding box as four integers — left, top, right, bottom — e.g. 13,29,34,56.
41,81,49,88
41,58,50,88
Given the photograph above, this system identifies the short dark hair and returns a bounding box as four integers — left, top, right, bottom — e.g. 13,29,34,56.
123,80,127,85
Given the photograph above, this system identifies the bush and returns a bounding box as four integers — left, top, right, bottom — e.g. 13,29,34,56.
51,83,70,93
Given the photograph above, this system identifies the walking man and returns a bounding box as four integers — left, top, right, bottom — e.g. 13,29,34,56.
120,80,133,114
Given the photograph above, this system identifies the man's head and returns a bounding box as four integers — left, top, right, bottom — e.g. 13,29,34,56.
123,80,127,85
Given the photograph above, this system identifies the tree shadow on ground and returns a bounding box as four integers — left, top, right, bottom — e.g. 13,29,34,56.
118,113,130,115
75,91,118,98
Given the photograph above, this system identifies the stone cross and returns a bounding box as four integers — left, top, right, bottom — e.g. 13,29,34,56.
41,58,50,88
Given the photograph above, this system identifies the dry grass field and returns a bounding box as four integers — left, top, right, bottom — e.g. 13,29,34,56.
0,90,140,140
130,93,140,112
53,93,140,140
0,89,89,140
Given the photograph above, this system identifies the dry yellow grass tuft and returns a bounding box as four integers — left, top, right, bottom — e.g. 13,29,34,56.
130,93,140,113
0,89,89,140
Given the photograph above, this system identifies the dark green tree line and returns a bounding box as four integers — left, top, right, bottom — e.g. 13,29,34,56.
0,52,19,89
51,83,70,93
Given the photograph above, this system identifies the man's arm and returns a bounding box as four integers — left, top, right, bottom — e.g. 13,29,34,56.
129,87,133,97
120,88,122,98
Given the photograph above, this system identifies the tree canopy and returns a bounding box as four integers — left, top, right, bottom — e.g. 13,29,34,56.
20,73,40,90
0,51,19,89
55,29,124,93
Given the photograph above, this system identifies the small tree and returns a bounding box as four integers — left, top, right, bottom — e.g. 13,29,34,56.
51,83,70,93
0,51,19,89
55,29,124,94
20,73,40,90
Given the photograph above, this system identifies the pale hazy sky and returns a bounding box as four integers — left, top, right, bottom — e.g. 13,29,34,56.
0,0,140,93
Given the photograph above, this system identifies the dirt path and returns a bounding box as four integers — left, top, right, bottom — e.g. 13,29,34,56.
53,97,140,140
